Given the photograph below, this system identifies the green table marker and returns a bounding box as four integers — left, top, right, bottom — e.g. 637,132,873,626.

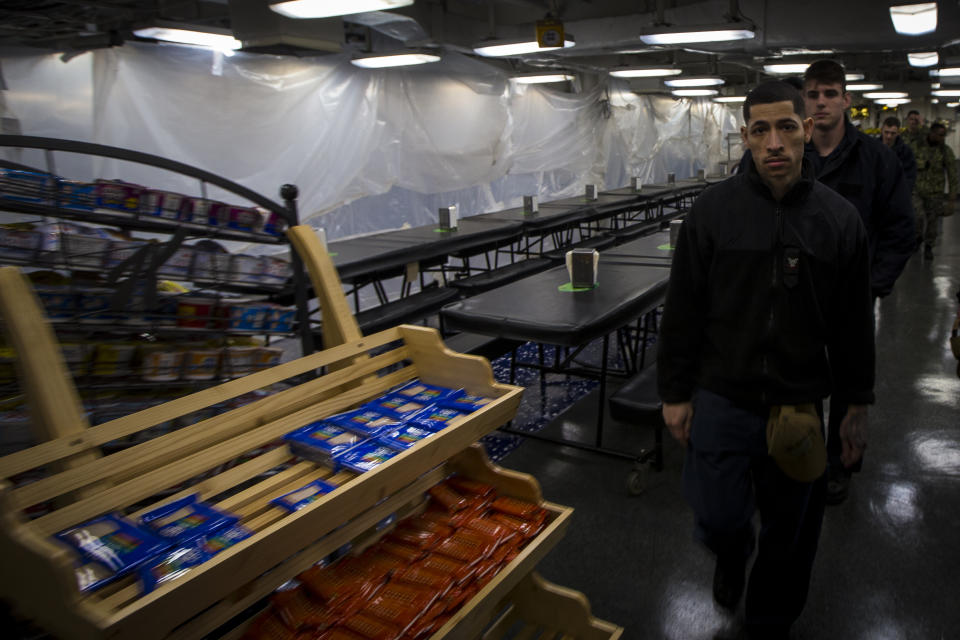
433,228,456,233
657,243,674,251
558,282,598,292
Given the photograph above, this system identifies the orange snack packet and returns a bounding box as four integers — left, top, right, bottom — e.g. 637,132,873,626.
427,484,469,512
272,587,340,631
341,612,402,640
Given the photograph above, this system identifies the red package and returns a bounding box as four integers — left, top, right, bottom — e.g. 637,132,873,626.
400,600,446,639
299,564,381,605
419,509,455,528
400,516,454,539
242,611,301,640
272,587,339,631
427,484,469,512
489,496,542,519
341,612,402,640
347,550,407,582
489,512,547,539
377,540,426,563
392,564,455,594
463,516,516,544
386,525,444,550
416,554,478,585
444,476,495,497
375,581,439,611
441,582,479,613
360,592,424,630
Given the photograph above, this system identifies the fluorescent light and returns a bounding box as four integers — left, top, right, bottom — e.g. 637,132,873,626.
764,63,809,74
889,3,937,35
908,51,938,67
845,73,865,82
930,67,960,77
350,52,440,68
947,102,960,107
847,83,883,91
933,89,960,97
876,98,912,106
930,98,939,104
512,74,574,84
863,91,908,99
640,28,754,45
931,82,941,89
780,48,836,56
609,67,681,78
713,96,746,103
473,35,575,57
671,89,719,97
133,27,241,51
664,76,725,87
269,0,413,19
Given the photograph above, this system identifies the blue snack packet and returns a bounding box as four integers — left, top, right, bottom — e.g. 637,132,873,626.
393,380,458,404
363,392,433,421
377,424,435,451
439,390,495,413
75,559,120,593
57,513,170,576
197,524,253,556
271,479,339,512
140,544,210,594
327,408,403,438
139,494,239,545
410,406,468,432
284,421,365,464
334,440,400,474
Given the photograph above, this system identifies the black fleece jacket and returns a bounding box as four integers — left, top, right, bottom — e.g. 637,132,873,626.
657,158,875,408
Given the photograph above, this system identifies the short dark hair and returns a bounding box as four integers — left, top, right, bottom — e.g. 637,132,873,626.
930,122,946,133
783,76,804,91
907,110,920,117
743,80,806,122
882,117,901,128
804,59,846,91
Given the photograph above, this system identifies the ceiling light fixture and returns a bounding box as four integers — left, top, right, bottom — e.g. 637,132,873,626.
779,48,836,56
473,35,575,57
133,26,241,51
931,82,941,89
930,67,960,76
876,98,912,106
888,3,937,35
947,102,960,107
930,98,939,103
847,83,884,91
863,91,909,99
908,51,938,67
639,27,754,45
350,51,441,68
269,0,414,19
845,73,865,81
713,95,746,103
609,67,682,78
763,63,809,74
664,76,725,87
511,73,574,84
932,89,960,97
671,89,719,97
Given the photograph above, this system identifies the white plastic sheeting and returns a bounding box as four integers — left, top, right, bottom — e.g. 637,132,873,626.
0,43,743,244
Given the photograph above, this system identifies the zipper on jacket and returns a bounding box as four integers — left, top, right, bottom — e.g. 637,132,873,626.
761,205,782,405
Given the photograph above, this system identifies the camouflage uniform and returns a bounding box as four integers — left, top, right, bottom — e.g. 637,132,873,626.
901,126,928,151
911,137,958,250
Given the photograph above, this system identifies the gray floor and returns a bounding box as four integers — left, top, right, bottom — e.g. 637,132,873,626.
499,214,960,640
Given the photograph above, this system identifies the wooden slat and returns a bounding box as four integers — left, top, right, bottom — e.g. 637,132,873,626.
29,367,411,536
447,443,542,504
508,573,623,640
0,326,403,479
399,325,505,395
11,350,411,510
480,606,520,640
0,267,99,475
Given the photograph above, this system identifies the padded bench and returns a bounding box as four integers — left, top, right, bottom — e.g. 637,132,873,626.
352,285,460,335
448,257,553,296
608,364,665,494
610,219,662,244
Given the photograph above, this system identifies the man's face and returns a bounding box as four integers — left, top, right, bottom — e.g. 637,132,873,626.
907,112,922,132
928,127,946,146
741,100,814,194
803,80,851,132
881,125,900,147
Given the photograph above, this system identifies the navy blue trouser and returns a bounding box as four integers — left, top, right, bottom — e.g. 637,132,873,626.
683,389,827,634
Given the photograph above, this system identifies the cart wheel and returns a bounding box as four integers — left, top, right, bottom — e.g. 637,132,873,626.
626,464,648,495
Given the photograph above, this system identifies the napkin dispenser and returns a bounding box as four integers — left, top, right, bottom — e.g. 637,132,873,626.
585,184,598,200
669,219,683,248
439,205,458,230
523,195,539,214
566,248,599,288
630,177,642,192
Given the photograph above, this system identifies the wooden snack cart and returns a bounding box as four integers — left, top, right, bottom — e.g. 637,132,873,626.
0,226,622,640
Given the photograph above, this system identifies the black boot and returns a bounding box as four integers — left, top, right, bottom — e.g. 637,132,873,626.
713,553,747,610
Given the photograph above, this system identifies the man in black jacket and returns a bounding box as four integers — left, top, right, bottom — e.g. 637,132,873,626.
802,60,915,504
880,116,918,191
658,81,874,639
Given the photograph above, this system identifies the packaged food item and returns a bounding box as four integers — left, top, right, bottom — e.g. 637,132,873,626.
159,246,195,278
76,288,117,323
139,347,185,382
462,517,515,544
391,564,455,595
409,406,466,433
334,441,400,474
62,232,110,269
439,391,494,413
445,476,495,497
223,345,259,377
271,478,339,512
192,249,232,281
489,512,547,539
432,529,499,564
182,348,220,380
104,239,147,269
226,205,264,232
364,393,432,421
35,286,76,319
374,582,439,614
74,559,120,592
56,513,170,576
427,484,469,512
185,198,226,226
416,554,476,585
343,549,406,582
197,523,253,556
285,421,365,465
230,254,263,281
403,600,447,639
241,610,300,640
299,563,381,606
397,516,453,540
385,525,443,551
139,544,209,593
260,256,291,286
91,343,138,377
376,540,426,564
55,178,97,210
0,168,55,204
392,381,458,404
360,590,426,630
262,209,288,236
272,586,340,631
140,189,187,220
94,179,143,212
341,612,402,640
377,424,434,451
266,306,296,332
489,496,542,520
255,346,283,370
139,494,239,545
0,227,41,261
176,296,218,329
327,409,402,438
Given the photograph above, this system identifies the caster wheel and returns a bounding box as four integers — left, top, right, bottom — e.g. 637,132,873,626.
626,464,649,495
